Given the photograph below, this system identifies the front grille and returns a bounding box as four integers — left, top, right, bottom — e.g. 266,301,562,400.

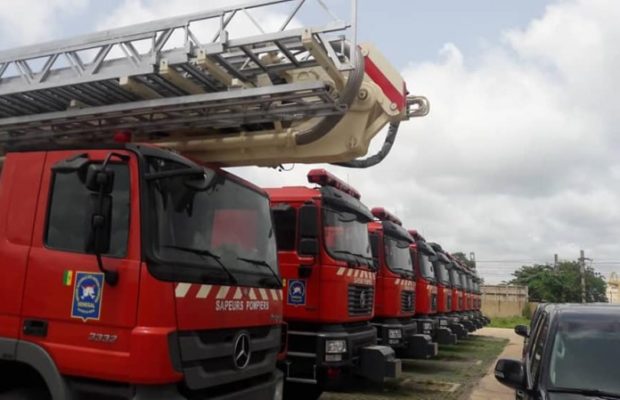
348,285,374,315
175,325,280,391
401,290,415,312
431,293,437,311
447,295,452,310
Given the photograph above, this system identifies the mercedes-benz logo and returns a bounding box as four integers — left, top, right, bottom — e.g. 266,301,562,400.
233,331,251,370
407,293,413,308
359,289,368,309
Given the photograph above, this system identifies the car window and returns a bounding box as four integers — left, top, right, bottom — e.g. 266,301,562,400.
529,313,550,382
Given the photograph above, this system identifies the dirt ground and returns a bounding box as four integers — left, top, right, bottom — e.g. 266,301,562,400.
322,331,510,400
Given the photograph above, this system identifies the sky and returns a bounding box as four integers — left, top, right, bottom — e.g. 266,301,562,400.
1,0,618,283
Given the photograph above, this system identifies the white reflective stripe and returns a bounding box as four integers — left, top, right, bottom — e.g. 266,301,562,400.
278,290,283,300
233,288,243,300
347,269,353,277
395,279,400,285
270,289,278,300
259,288,269,300
216,286,230,299
196,285,212,299
354,270,360,278
336,267,346,276
249,288,257,300
175,283,192,298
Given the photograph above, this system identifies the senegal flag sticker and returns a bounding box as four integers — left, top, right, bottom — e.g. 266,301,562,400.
63,270,74,286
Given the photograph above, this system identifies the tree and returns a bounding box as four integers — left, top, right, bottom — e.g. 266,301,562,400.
451,252,476,269
510,261,607,303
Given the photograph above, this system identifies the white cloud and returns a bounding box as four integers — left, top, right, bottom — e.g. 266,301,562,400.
0,0,87,46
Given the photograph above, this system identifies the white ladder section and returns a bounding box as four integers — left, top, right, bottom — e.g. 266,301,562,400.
0,0,428,166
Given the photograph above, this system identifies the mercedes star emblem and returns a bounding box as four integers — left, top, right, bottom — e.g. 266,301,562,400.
359,289,368,309
233,331,251,370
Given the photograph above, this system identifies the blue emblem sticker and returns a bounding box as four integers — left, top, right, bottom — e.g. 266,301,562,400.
71,272,104,321
287,279,306,306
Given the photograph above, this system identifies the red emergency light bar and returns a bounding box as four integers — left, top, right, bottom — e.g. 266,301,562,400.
408,229,426,242
371,207,402,225
307,169,361,199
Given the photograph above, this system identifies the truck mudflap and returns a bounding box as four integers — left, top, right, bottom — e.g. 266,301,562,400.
399,334,438,359
355,345,401,383
133,371,283,400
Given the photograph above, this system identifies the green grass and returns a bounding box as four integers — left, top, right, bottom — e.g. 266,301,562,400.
322,334,509,400
487,315,530,329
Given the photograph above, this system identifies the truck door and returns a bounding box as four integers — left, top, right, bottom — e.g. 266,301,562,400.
20,149,142,381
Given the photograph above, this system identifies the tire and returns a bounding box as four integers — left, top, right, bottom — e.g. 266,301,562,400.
283,382,323,400
0,388,51,400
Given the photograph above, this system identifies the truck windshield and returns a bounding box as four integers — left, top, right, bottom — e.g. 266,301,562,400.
148,158,279,287
461,274,469,291
384,236,413,275
548,316,620,396
324,208,372,264
418,253,435,281
434,262,451,285
450,268,462,288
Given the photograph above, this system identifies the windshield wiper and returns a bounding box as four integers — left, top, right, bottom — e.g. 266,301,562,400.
163,245,237,285
549,388,620,399
237,257,282,287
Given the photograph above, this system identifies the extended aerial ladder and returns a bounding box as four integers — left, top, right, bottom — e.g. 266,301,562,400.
0,0,428,167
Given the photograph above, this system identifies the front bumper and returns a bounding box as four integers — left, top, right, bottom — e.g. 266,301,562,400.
283,323,401,388
432,317,458,345
133,371,283,400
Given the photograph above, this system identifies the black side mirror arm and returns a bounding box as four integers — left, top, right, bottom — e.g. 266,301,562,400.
92,152,129,286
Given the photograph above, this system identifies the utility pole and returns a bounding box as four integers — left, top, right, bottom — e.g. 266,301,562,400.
554,254,558,270
578,250,589,303
469,252,476,269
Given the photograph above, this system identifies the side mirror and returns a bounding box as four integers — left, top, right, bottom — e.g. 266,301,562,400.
514,325,529,338
298,203,319,256
87,193,112,255
298,203,318,238
299,238,319,256
86,164,115,194
494,358,526,390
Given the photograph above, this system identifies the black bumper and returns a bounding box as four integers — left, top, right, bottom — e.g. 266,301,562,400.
284,323,401,388
133,371,283,400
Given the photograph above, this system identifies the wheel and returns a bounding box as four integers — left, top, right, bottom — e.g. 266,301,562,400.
0,388,51,400
283,382,323,400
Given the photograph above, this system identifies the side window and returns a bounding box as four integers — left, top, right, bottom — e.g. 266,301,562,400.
272,205,297,251
529,314,550,381
46,163,130,257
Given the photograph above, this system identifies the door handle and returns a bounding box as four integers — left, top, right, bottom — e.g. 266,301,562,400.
23,320,48,337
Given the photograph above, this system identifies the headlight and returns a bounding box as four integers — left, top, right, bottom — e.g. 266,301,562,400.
325,339,347,354
439,319,448,326
388,329,402,339
273,376,283,400
423,322,433,331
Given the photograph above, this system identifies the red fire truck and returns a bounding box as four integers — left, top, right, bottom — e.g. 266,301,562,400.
368,208,437,359
427,243,468,340
267,170,401,399
409,231,458,345
0,1,429,398
448,258,477,333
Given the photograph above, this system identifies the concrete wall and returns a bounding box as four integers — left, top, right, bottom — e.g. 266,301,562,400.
481,285,529,318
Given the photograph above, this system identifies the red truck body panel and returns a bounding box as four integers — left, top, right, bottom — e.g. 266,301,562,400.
410,244,437,316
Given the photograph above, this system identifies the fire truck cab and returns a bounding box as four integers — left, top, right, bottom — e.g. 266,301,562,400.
0,145,284,399
428,243,467,340
449,259,477,333
368,208,437,359
410,232,457,345
267,170,400,398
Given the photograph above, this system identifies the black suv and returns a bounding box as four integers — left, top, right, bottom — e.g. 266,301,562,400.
494,304,620,399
